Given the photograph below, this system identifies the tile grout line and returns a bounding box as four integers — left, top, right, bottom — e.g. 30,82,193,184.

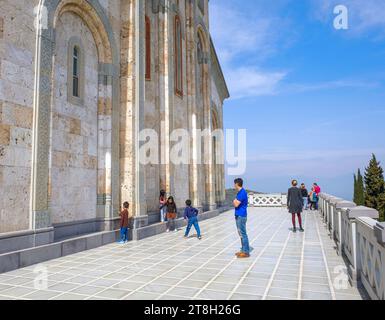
261,230,292,300
188,210,284,300
226,214,290,300
314,211,336,300
141,212,271,300
297,210,308,300
158,211,278,300
61,215,234,300
195,211,287,300
118,215,248,300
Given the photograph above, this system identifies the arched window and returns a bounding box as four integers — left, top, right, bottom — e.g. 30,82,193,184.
197,33,204,97
174,15,183,96
67,37,84,105
145,16,151,81
72,46,79,97
198,0,205,14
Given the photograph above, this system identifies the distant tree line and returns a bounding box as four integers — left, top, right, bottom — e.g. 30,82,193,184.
354,154,385,222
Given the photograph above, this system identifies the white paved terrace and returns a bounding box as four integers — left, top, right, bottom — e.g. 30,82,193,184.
0,208,368,300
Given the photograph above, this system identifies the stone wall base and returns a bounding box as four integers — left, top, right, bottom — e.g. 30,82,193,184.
53,217,120,241
0,228,54,255
0,217,120,258
0,229,120,274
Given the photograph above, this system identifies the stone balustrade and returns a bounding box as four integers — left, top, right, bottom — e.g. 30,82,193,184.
319,193,385,300
248,193,287,207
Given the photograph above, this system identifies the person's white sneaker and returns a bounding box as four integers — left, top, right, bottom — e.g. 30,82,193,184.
166,229,170,233
174,229,178,233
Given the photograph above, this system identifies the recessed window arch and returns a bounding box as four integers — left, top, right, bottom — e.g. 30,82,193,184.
174,15,183,97
198,0,205,14
67,36,85,106
145,15,151,81
197,32,205,97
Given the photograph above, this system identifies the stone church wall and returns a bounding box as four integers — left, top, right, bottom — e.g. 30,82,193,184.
0,0,39,233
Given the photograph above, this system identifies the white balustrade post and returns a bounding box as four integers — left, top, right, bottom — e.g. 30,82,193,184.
334,200,356,255
342,206,379,287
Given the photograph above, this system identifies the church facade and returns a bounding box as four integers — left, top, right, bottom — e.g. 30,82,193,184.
0,0,228,252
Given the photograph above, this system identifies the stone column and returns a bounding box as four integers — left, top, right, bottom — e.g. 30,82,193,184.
158,1,172,198
204,51,216,211
97,63,119,231
132,0,148,228
29,20,55,245
186,1,201,209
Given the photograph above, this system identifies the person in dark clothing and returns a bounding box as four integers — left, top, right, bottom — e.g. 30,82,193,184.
159,190,167,223
119,202,129,244
287,180,304,233
166,196,178,233
300,183,309,210
183,200,202,240
309,187,317,210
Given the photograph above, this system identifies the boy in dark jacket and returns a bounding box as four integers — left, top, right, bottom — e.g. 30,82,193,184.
119,202,129,244
184,200,202,240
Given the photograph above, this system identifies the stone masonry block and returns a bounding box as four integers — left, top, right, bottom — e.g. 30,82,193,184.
19,243,62,268
61,238,87,256
0,123,10,145
69,118,81,135
0,252,20,273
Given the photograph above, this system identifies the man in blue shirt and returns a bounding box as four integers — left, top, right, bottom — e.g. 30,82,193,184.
233,178,250,258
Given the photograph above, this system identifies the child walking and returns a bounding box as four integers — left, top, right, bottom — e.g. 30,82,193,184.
119,202,129,244
184,200,202,240
166,196,178,233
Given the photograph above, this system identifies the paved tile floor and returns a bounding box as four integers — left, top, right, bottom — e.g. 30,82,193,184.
0,208,368,300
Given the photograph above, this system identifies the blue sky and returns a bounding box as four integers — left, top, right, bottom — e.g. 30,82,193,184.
209,0,385,200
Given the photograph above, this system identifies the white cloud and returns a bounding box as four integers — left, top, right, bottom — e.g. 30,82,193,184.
209,1,294,99
210,1,384,100
226,68,287,99
210,2,283,63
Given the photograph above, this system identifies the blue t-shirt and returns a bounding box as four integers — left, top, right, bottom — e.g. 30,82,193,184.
235,188,248,217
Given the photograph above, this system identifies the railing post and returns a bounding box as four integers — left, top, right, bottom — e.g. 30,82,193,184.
326,197,342,235
334,200,356,255
342,206,379,287
356,216,384,300
319,193,325,216
324,195,333,223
